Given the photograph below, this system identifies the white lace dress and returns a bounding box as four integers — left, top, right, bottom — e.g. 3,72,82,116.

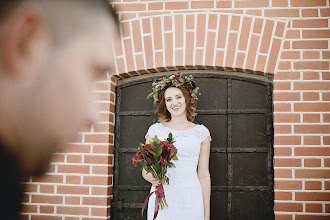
145,123,211,220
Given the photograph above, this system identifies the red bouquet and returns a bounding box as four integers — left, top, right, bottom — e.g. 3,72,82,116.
132,133,178,219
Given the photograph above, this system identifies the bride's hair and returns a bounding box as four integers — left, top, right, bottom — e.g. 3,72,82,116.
156,85,196,123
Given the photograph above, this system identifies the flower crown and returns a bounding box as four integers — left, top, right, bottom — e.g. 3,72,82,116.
147,72,199,102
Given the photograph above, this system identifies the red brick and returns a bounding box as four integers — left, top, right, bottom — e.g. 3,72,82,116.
66,176,81,184
91,207,110,217
148,2,163,10
40,205,54,214
320,9,330,17
304,159,322,167
31,216,62,220
294,125,330,134
58,165,90,174
33,175,63,184
325,158,330,167
303,114,320,123
83,176,111,185
285,30,300,39
245,10,262,16
294,147,330,156
274,125,291,134
21,204,38,213
292,19,328,28
325,114,330,123
92,166,112,175
275,147,292,156
165,1,188,10
272,0,288,7
281,51,300,60
65,197,80,205
278,61,291,70
274,82,291,90
32,195,63,204
67,155,82,163
274,103,291,112
216,1,232,8
84,155,109,164
91,187,109,196
302,9,319,17
306,203,323,213
274,72,300,80
275,169,292,178
274,114,300,123
275,181,302,190
65,145,91,154
275,158,301,167
324,136,330,145
303,30,330,39
57,186,89,195
323,51,330,59
323,93,330,101
294,103,330,112
326,181,330,190
291,0,327,7
296,192,330,201
304,136,321,145
274,136,301,145
114,3,146,12
305,181,322,190
303,51,320,59
234,0,269,8
40,185,55,194
326,204,330,213
191,1,214,9
275,215,293,220
295,61,329,70
85,134,110,143
83,197,109,206
57,206,89,215
265,9,299,17
303,92,319,101
274,92,300,101
300,72,320,79
275,202,303,212
295,170,330,179
275,191,292,200
292,40,328,49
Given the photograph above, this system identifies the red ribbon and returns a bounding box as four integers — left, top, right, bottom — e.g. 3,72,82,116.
141,184,165,220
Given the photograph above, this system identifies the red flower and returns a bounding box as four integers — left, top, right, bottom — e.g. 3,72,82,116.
132,157,138,167
173,71,183,80
161,157,167,165
159,141,168,146
169,148,177,160
145,144,152,151
187,84,193,91
167,144,175,149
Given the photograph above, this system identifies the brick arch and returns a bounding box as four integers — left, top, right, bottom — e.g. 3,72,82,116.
112,12,287,79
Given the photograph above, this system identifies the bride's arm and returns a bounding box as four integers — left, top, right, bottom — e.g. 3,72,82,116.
141,135,160,187
197,137,211,220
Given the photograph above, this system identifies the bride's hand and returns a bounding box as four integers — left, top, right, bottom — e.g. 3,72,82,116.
142,168,160,187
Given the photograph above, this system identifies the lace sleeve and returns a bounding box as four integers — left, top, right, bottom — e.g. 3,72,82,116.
200,125,212,142
145,123,157,139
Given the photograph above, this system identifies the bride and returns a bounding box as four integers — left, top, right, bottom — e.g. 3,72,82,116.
142,72,211,220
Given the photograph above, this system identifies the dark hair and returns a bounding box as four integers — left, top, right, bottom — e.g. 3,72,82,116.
0,0,120,43
156,86,197,123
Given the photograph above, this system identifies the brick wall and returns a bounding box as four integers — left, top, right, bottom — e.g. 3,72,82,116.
21,0,329,219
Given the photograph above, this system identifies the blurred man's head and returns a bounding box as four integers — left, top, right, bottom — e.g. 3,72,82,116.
0,0,119,176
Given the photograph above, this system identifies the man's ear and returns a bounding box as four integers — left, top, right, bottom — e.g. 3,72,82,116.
1,8,48,78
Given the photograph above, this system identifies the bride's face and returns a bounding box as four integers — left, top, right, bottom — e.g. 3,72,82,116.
164,87,187,118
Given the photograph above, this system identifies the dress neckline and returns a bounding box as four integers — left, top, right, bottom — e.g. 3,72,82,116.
160,123,199,132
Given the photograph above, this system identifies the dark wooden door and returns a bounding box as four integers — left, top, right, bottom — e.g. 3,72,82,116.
111,71,274,220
